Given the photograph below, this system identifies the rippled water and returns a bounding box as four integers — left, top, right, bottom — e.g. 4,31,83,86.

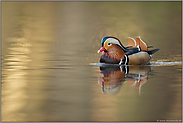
1,1,182,122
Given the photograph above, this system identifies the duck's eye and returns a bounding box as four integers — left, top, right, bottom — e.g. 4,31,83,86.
108,43,112,46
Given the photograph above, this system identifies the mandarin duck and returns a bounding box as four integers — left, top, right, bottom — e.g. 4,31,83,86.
97,36,159,65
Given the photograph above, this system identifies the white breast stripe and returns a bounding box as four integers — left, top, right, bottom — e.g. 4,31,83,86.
119,59,123,65
125,65,128,75
124,55,128,65
119,55,128,65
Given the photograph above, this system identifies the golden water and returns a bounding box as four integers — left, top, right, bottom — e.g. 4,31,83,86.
1,1,182,122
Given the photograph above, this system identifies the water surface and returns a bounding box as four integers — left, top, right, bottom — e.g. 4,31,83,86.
1,1,182,122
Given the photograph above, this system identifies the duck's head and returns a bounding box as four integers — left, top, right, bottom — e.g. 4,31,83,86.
97,36,127,53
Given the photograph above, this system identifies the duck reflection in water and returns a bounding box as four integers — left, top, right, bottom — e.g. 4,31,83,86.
98,65,151,95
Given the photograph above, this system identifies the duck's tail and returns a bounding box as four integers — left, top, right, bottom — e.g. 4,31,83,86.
148,49,159,55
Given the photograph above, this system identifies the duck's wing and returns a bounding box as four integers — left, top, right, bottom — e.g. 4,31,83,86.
126,47,140,55
127,37,136,48
135,36,148,52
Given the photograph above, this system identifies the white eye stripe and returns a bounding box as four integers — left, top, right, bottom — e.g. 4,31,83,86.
106,38,122,47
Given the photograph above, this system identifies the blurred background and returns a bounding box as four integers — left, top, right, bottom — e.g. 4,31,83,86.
1,1,182,122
